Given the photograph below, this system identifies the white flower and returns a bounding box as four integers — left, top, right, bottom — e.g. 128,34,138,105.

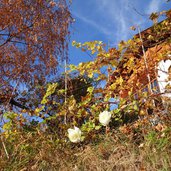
67,126,82,143
99,111,111,126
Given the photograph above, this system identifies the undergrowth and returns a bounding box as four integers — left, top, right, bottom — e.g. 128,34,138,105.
1,112,171,171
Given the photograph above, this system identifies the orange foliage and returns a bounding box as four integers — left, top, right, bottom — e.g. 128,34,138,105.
124,43,171,96
0,0,72,86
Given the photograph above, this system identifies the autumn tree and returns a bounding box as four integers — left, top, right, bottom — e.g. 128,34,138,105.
0,0,72,110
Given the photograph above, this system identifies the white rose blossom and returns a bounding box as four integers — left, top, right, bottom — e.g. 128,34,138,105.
99,111,111,126
67,126,82,143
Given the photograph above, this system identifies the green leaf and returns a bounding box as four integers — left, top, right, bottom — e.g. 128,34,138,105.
95,125,101,130
88,72,94,78
3,121,12,130
41,83,58,104
69,64,77,71
87,87,94,94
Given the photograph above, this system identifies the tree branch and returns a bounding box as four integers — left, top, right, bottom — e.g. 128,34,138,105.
9,98,29,109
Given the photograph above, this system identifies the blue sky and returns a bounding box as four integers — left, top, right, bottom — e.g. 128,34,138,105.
68,0,171,65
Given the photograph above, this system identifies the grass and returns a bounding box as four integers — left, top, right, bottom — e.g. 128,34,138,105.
1,111,171,171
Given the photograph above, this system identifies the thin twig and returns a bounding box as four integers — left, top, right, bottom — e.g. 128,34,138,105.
64,59,67,124
1,136,9,159
137,26,154,96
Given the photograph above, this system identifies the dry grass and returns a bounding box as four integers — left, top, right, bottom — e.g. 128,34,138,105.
1,111,171,171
